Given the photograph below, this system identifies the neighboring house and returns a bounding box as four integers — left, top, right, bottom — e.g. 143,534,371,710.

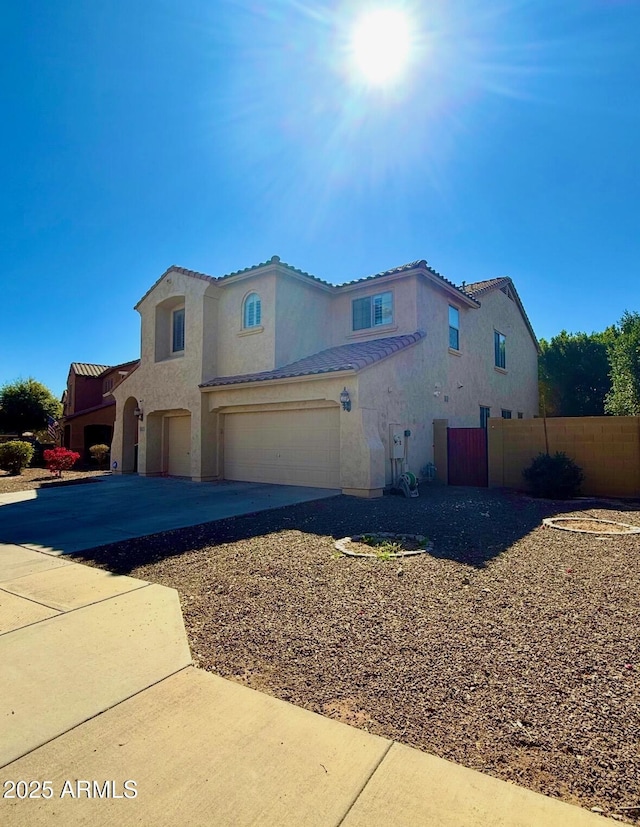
110,256,539,497
62,361,139,461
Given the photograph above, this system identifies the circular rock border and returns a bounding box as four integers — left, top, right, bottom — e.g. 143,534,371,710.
543,517,640,535
335,532,434,558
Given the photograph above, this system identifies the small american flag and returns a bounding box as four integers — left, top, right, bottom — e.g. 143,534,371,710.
47,415,59,441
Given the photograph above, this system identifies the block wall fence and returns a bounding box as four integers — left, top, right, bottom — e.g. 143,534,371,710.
488,416,640,498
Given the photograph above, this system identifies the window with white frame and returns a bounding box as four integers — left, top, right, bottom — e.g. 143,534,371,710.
243,293,262,328
494,331,506,369
449,306,460,350
352,291,393,331
172,307,185,353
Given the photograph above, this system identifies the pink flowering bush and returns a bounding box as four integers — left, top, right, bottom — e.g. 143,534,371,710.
43,447,80,478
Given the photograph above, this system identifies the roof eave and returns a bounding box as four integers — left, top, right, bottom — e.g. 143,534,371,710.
200,368,357,392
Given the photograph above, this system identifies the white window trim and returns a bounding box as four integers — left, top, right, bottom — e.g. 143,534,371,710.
351,290,394,332
243,293,262,329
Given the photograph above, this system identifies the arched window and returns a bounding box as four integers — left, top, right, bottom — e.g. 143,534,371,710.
243,293,262,328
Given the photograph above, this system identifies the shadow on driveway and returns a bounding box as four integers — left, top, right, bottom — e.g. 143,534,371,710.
0,475,339,555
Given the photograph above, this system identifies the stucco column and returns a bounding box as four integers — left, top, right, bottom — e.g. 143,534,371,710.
340,407,385,497
110,404,124,475
193,395,219,482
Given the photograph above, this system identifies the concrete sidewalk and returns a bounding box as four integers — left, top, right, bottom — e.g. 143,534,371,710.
0,544,611,826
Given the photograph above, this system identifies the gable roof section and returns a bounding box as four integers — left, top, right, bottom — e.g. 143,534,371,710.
462,277,509,297
71,363,111,377
134,265,217,309
341,260,479,306
98,359,139,377
200,331,426,388
136,256,482,309
463,277,539,350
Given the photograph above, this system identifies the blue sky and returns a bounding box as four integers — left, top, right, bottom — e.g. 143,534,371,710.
2,0,639,397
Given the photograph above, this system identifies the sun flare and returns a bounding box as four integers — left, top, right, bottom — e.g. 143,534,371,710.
349,8,412,87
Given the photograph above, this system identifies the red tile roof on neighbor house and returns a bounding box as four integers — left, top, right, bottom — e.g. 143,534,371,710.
200,331,426,388
70,363,112,377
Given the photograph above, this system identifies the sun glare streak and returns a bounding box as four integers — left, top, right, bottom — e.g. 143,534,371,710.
349,8,413,87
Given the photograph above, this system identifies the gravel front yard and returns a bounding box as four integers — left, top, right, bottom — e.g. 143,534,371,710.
75,486,640,822
0,468,109,494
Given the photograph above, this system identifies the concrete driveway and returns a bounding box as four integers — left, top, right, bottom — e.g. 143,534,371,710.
0,475,340,555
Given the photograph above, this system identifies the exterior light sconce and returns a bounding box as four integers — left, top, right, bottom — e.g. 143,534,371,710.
134,406,144,421
340,388,352,412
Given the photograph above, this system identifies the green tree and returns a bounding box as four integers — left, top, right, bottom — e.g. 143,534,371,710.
605,311,640,415
539,331,612,417
0,378,62,434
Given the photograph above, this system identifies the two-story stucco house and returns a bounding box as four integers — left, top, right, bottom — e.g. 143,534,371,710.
109,256,539,497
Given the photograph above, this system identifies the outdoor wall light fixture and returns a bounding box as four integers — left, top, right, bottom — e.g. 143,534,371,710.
340,388,352,412
134,406,144,421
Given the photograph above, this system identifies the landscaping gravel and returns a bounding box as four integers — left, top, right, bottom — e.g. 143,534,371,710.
0,468,109,494
74,486,640,822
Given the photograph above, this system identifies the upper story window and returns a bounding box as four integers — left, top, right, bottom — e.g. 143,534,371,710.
494,331,506,369
449,306,460,350
103,377,114,393
501,409,512,419
243,293,262,328
352,291,393,331
172,307,185,353
480,406,490,429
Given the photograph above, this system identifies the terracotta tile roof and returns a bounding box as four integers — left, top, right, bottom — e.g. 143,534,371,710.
200,331,426,388
341,260,478,305
461,277,539,351
137,255,482,309
71,363,112,377
461,277,511,297
218,255,331,287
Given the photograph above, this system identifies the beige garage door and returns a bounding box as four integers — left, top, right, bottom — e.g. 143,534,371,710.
167,415,191,477
224,408,340,488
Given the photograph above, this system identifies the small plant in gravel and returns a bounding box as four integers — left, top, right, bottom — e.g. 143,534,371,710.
339,533,431,559
43,447,81,478
0,440,35,475
522,452,584,499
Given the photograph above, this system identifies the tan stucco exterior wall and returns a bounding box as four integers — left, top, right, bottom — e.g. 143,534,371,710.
111,269,220,481
274,275,333,367
417,281,539,427
216,271,277,377
329,274,419,345
488,416,640,497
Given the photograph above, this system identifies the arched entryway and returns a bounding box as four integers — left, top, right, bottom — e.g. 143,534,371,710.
122,397,140,473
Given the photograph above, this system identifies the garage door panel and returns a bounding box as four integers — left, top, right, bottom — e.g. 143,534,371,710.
225,409,339,488
167,415,191,477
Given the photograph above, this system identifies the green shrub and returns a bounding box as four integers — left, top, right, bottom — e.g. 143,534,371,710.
89,443,110,468
0,440,35,475
522,452,584,499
